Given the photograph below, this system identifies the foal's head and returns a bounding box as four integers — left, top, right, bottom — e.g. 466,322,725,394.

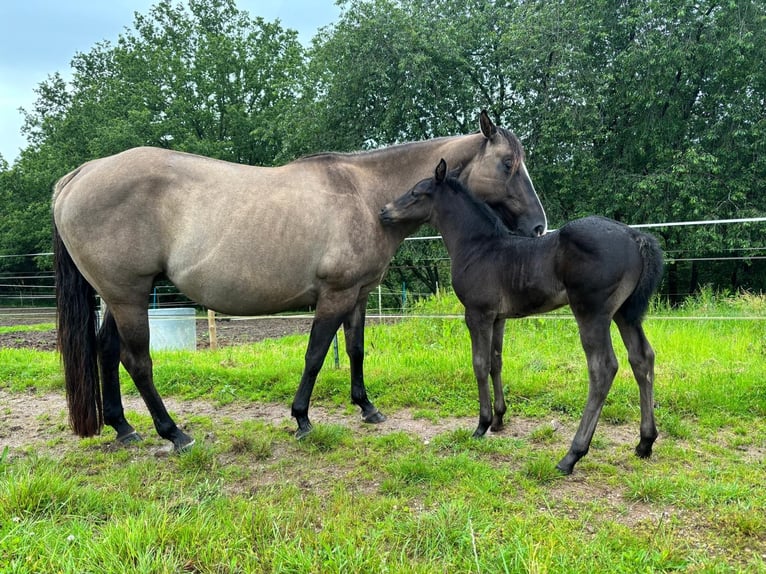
379,159,447,228
380,159,509,239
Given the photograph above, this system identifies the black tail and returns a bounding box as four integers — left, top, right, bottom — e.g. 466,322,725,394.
620,232,664,325
53,220,103,437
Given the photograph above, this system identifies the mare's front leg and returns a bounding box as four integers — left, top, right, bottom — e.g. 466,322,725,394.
291,293,348,438
490,317,507,432
98,308,141,444
556,315,618,475
343,301,385,424
465,309,496,437
615,316,658,459
111,304,195,452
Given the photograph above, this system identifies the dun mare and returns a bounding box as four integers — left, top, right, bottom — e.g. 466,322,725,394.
53,112,547,451
380,160,664,474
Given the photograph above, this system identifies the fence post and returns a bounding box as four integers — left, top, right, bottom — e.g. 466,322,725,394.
207,309,217,351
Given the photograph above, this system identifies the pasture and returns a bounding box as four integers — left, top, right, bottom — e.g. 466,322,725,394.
1,292,765,572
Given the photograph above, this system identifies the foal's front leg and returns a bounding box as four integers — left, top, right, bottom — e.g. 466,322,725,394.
490,317,507,432
465,309,496,437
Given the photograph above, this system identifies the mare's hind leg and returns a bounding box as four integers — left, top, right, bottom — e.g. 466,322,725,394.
110,304,194,452
615,315,657,459
557,315,618,475
98,308,141,444
343,301,385,424
490,317,507,432
465,309,496,437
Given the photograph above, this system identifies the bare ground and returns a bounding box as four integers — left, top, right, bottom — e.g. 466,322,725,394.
1,314,497,453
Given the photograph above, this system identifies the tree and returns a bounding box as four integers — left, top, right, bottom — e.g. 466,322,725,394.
22,0,305,167
2,0,764,301
0,0,308,290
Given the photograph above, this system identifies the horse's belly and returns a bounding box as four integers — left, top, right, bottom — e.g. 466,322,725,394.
170,261,319,316
502,287,568,318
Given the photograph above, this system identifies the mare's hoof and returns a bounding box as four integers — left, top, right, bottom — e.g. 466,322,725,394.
117,430,142,445
362,409,386,424
173,434,196,453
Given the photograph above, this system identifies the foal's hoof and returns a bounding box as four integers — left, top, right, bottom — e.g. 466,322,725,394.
635,443,653,459
295,424,313,440
116,430,142,445
362,409,386,424
555,455,577,475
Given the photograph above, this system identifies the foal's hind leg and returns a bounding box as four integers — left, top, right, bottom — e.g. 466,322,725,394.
98,308,141,444
343,301,385,424
490,317,507,432
110,304,194,452
557,315,618,475
615,315,658,459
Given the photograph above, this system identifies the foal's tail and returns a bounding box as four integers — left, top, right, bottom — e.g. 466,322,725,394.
620,232,665,325
53,218,104,437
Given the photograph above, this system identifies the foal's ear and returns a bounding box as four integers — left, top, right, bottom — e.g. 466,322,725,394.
435,158,447,183
480,110,497,139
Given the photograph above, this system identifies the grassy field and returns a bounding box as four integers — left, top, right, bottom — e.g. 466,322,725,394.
1,291,765,572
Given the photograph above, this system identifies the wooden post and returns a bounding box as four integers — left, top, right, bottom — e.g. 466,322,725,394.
207,309,218,351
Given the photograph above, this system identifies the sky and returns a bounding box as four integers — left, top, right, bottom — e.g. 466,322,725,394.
0,0,341,163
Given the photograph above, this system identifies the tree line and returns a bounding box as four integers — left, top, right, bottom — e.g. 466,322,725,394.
1,0,764,306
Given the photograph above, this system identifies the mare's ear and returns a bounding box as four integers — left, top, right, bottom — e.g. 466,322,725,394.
435,158,447,183
480,109,497,139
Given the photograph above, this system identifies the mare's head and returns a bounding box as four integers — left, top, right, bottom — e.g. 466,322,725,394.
461,111,547,237
380,159,507,240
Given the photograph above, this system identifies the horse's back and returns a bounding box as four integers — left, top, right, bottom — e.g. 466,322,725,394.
556,216,640,281
51,147,393,314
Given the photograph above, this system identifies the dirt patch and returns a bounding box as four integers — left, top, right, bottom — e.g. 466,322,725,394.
0,386,554,454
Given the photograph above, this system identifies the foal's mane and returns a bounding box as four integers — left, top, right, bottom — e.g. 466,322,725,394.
443,176,510,238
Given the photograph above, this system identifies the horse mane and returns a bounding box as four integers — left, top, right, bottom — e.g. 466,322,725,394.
297,127,525,176
443,176,510,238
295,136,455,164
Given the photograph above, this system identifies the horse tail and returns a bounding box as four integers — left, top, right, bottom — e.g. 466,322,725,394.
53,211,104,437
620,232,665,326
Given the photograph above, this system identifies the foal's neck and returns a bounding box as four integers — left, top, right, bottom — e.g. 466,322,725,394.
435,188,508,259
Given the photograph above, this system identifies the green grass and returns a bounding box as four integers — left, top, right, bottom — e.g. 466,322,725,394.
1,292,765,572
0,322,55,335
